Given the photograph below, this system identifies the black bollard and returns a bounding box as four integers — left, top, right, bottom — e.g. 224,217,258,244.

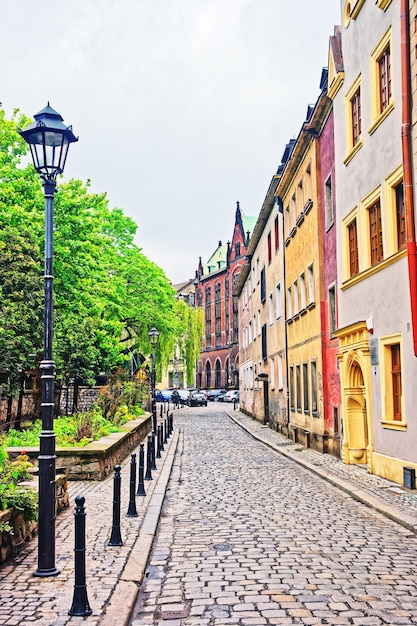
160,404,163,419
164,417,168,444
137,443,146,496
108,465,123,546
68,496,93,617
126,454,138,517
145,434,153,480
156,425,162,459
160,422,165,452
150,431,157,470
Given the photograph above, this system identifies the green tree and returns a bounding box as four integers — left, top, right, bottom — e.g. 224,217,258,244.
0,105,199,401
175,299,203,387
0,108,44,392
0,226,43,390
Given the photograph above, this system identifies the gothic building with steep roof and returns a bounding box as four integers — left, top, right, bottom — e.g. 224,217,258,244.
194,202,256,389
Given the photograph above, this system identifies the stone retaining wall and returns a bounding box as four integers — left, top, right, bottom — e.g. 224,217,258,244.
8,413,153,481
59,386,101,414
2,414,152,563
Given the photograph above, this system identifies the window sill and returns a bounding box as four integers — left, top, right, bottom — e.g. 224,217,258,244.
307,301,316,311
368,101,394,136
304,199,313,215
376,0,392,8
296,213,305,227
341,248,407,290
343,138,363,166
380,419,407,431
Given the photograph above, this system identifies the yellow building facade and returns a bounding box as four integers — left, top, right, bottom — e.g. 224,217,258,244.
276,112,327,451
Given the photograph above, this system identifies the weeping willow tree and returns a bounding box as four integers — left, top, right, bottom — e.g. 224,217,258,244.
175,299,203,387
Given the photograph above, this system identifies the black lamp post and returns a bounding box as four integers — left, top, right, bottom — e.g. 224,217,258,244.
148,327,159,433
19,104,78,577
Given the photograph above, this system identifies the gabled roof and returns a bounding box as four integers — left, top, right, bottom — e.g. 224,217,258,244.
203,240,228,276
173,279,195,293
198,202,257,279
327,25,344,100
241,213,257,240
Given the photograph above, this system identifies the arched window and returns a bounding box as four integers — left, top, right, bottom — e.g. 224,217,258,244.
215,360,222,388
205,361,212,389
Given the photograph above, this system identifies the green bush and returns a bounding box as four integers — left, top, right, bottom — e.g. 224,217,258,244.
3,380,146,454
0,443,38,533
2,486,38,522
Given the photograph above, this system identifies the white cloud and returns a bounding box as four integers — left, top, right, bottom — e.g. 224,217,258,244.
0,0,340,283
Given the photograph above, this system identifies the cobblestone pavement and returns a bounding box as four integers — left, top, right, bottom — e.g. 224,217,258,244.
3,404,417,626
130,405,417,626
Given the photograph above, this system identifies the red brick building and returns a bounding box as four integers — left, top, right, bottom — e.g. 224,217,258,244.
195,202,256,389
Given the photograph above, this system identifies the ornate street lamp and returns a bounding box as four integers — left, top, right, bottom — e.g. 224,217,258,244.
148,327,159,433
19,104,78,577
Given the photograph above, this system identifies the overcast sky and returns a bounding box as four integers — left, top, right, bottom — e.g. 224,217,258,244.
1,1,341,284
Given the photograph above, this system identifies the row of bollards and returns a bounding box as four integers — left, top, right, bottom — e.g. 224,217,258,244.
68,412,174,616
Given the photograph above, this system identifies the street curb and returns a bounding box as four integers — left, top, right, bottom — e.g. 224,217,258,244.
98,427,180,626
227,412,417,535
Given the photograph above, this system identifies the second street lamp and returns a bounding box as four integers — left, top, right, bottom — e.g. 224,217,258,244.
19,104,78,577
148,327,159,434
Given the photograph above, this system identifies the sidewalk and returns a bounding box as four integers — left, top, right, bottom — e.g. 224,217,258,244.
2,407,417,626
0,424,180,626
228,408,417,534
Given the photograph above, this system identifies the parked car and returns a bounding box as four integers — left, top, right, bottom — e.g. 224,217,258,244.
188,392,208,407
171,389,190,405
223,390,240,403
215,391,227,402
155,389,172,402
206,389,226,401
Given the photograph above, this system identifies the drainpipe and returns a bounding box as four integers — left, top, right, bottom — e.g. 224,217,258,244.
401,0,417,356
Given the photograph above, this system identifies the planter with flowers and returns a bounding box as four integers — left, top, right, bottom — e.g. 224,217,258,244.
0,449,38,563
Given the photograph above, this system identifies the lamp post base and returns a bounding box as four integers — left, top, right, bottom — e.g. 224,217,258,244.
33,566,60,578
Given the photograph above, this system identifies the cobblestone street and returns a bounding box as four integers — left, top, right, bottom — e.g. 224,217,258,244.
131,406,417,626
3,404,417,625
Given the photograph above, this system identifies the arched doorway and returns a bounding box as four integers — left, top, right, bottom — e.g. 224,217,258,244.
205,361,211,389
334,321,373,470
225,357,230,388
233,356,239,388
214,359,222,388
344,360,369,464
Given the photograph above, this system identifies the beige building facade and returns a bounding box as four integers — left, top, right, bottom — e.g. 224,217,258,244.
235,175,288,431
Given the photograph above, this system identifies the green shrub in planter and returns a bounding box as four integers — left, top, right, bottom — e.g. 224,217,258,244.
0,445,38,534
